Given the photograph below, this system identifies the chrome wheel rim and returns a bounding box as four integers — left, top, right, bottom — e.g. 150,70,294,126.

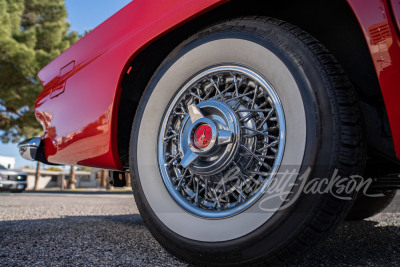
158,65,286,218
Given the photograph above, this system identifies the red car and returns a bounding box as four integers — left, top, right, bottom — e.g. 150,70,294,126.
18,0,400,265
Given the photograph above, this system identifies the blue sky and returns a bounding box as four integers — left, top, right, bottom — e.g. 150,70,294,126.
65,0,132,35
0,0,131,168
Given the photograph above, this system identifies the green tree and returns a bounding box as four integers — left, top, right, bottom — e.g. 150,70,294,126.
76,166,91,172
0,0,78,142
45,166,63,172
0,0,78,190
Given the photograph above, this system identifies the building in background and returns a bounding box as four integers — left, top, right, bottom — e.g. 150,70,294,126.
0,156,15,169
17,168,94,189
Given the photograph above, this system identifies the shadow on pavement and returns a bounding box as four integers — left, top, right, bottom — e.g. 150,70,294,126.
295,219,400,266
0,213,399,266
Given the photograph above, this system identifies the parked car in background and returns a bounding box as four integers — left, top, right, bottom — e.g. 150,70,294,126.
0,165,27,193
18,0,400,265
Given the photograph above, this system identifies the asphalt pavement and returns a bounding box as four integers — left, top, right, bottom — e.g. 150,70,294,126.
0,191,399,266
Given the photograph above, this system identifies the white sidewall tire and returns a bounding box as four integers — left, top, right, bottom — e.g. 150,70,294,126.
136,38,307,242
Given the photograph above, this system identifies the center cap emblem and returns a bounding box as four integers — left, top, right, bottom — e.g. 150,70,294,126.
193,124,212,149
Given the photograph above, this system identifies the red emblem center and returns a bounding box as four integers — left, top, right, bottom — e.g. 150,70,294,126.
194,124,212,149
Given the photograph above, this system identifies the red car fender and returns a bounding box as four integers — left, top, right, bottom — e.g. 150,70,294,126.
35,0,226,169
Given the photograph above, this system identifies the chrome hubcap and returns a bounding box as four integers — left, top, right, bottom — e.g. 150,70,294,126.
158,65,286,218
180,100,240,175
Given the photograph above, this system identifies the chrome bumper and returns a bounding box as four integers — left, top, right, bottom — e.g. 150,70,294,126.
18,137,41,161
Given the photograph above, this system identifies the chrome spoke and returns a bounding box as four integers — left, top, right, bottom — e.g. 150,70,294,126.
223,91,253,102
233,74,239,96
209,77,221,94
241,145,272,171
251,85,259,109
236,108,272,113
257,108,275,129
190,92,203,101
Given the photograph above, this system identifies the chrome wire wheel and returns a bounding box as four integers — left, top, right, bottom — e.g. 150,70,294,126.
132,18,363,265
158,65,286,218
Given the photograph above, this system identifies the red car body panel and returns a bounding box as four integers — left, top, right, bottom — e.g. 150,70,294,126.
35,0,400,170
35,0,225,169
347,0,400,159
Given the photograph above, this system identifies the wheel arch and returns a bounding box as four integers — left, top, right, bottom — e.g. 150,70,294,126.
116,0,385,168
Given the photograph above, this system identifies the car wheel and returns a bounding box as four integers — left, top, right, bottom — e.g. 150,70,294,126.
130,17,365,265
346,189,396,220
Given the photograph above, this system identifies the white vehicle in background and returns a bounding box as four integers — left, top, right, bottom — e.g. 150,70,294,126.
0,165,27,193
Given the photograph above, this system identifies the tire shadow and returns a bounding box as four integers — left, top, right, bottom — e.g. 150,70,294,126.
294,217,400,266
